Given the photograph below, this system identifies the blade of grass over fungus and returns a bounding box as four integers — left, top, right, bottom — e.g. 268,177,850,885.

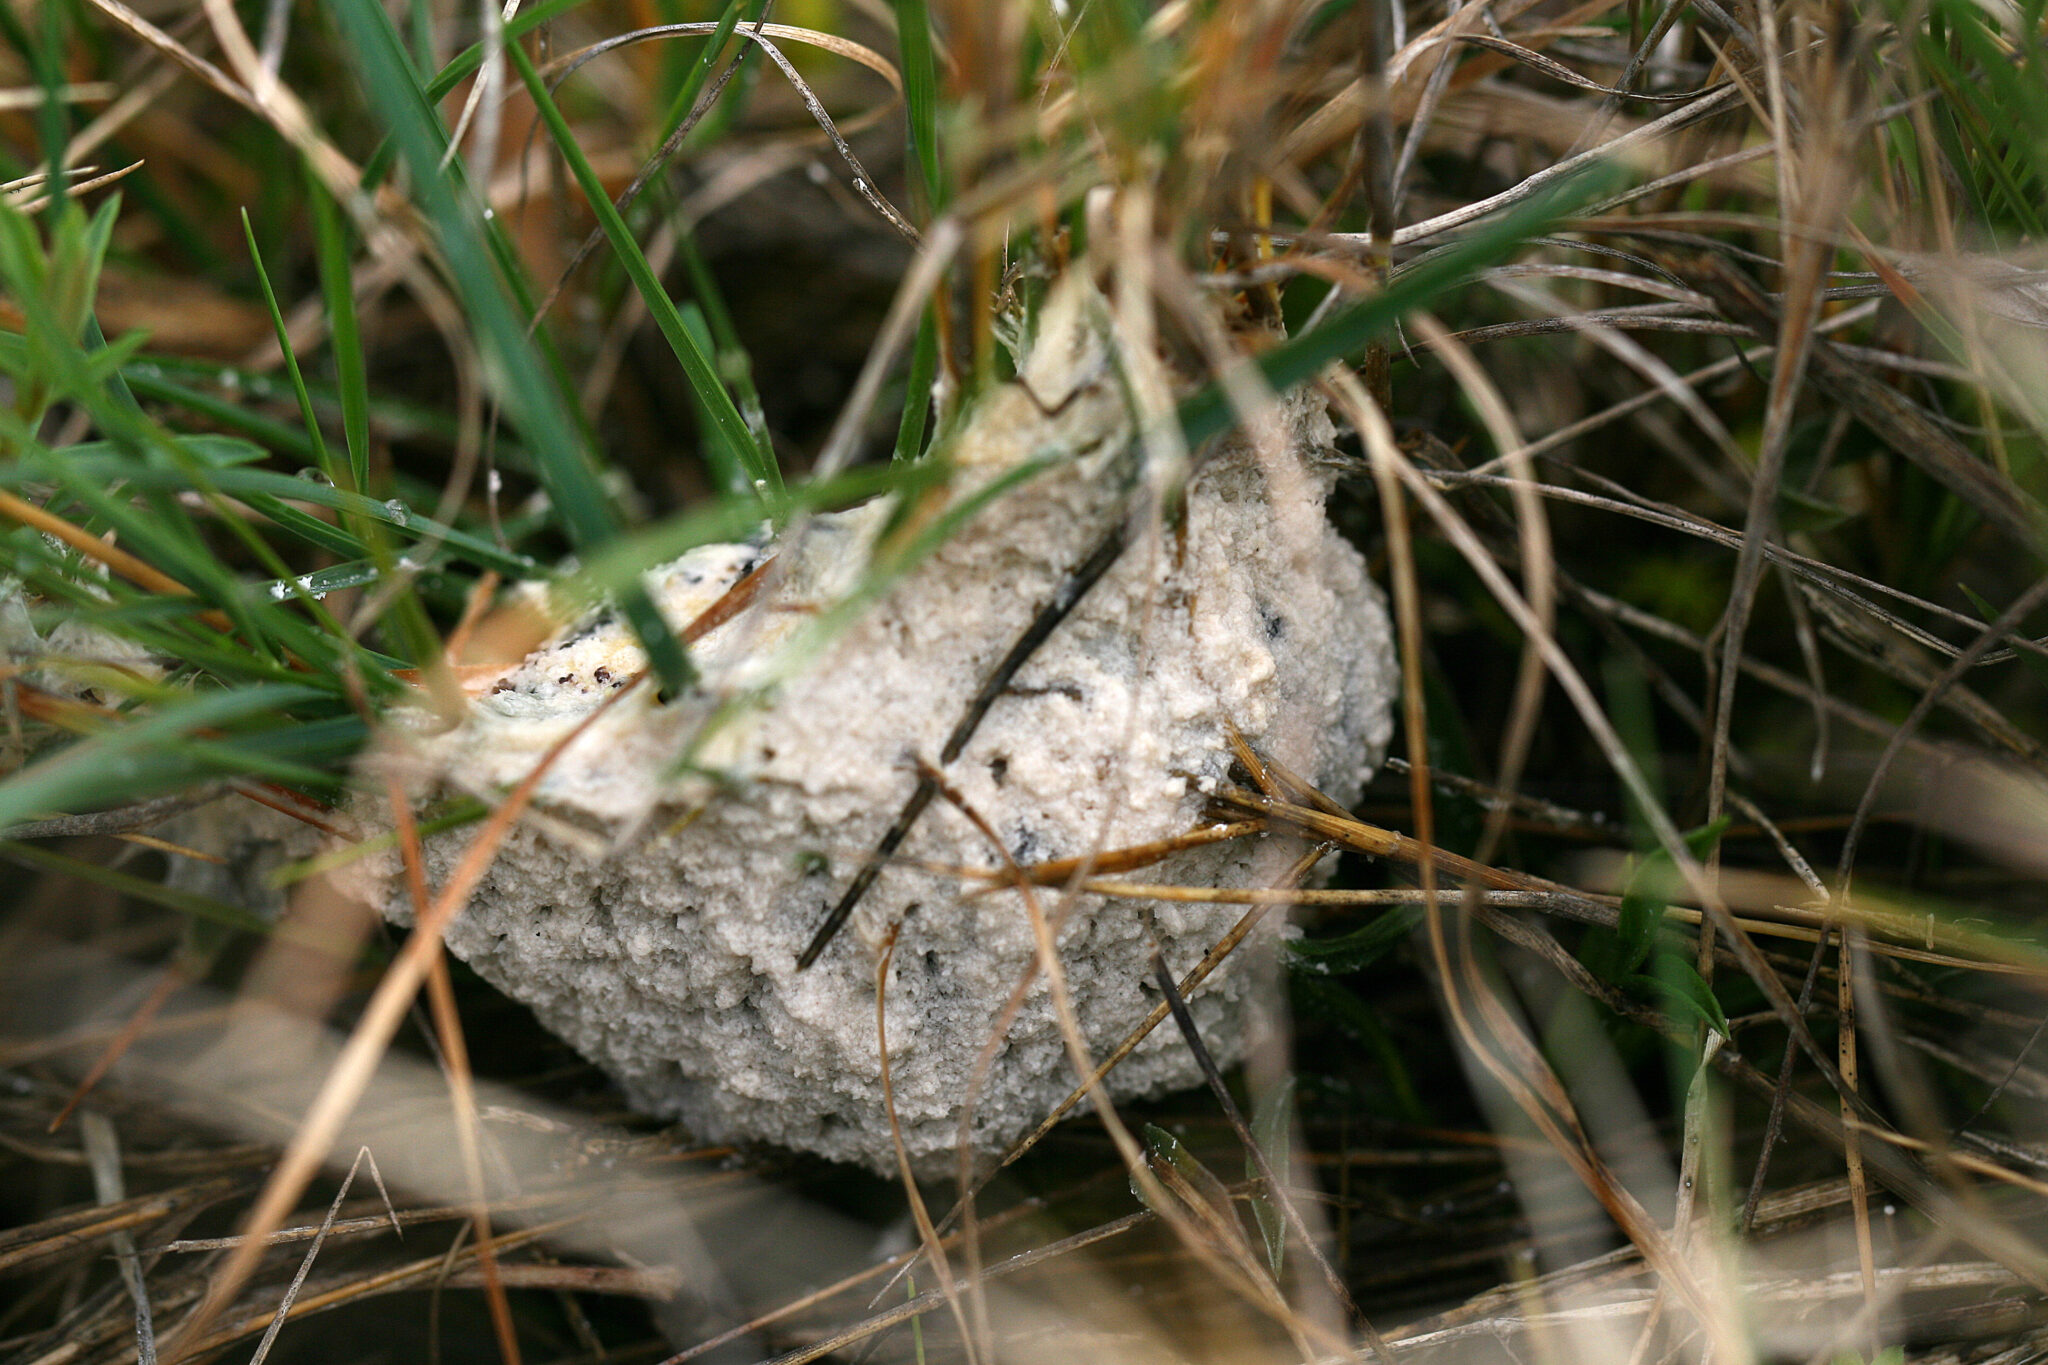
506,40,782,508
564,463,904,605
326,0,695,696
663,453,1052,795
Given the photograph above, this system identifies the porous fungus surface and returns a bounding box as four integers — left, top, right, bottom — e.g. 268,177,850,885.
378,285,1397,1170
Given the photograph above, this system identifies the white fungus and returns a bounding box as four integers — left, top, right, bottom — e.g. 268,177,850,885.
369,280,1398,1171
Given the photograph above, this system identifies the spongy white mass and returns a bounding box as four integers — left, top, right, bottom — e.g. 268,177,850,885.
362,279,1399,1171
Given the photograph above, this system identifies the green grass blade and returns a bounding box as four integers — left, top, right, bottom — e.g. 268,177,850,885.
892,307,940,462
675,230,773,478
357,0,592,190
564,462,902,604
1177,165,1623,447
326,0,695,695
0,839,285,936
676,302,749,497
304,167,435,668
657,0,750,141
119,353,521,469
79,312,143,419
2,453,538,576
0,683,333,828
507,40,782,508
0,431,278,666
4,0,74,211
119,361,322,461
309,176,373,492
241,210,336,485
427,0,590,103
891,0,944,212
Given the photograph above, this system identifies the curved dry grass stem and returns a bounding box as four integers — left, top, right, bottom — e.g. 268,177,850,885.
6,158,145,213
1404,313,1550,864
542,22,915,248
1837,573,2048,886
1438,255,1743,1343
1703,0,1854,864
875,916,985,1365
241,1146,393,1365
814,217,966,478
526,15,908,332
1421,466,2048,684
1363,84,1749,249
990,842,1327,1174
920,749,1109,1354
162,675,649,1360
79,0,262,120
1342,362,2048,1300
1143,925,1394,1365
384,768,521,1365
1014,824,1328,1353
441,0,517,190
173,1223,566,1360
1485,276,1753,473
45,963,191,1135
1837,920,1877,1351
1333,364,1740,1351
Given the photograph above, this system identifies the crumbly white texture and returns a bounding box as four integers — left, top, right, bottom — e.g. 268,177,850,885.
1,580,167,700
373,283,1397,1170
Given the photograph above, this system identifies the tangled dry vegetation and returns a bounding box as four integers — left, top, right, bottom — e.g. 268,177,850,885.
4,0,2048,1361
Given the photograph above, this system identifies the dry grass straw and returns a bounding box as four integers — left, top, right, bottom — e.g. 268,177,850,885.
7,0,2048,1359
